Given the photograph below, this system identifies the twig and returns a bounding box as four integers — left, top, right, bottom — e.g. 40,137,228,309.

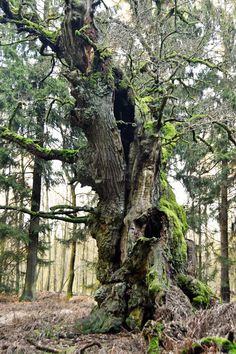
27,338,61,353
77,341,102,353
40,55,56,84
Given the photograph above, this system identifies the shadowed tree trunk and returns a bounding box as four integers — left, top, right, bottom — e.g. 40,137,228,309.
198,201,202,281
20,157,42,301
66,182,78,299
20,112,44,300
219,158,230,302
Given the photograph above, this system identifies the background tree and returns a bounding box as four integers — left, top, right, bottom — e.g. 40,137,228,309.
171,0,236,301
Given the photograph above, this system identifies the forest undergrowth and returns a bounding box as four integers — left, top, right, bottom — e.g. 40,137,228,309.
0,290,235,354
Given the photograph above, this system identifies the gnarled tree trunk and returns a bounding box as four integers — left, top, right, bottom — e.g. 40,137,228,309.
57,0,188,331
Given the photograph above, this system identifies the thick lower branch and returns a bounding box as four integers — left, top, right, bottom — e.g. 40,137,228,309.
0,127,78,163
0,205,88,223
0,1,59,52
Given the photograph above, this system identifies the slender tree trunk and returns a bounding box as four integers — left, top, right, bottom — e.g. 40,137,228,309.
53,226,58,292
203,205,209,284
20,157,42,300
198,201,202,281
66,183,77,299
20,112,44,300
66,239,77,298
219,159,230,302
59,222,68,292
81,241,86,294
46,230,52,291
16,154,27,293
45,187,51,292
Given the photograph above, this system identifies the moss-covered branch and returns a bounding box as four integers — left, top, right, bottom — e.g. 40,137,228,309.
0,0,16,19
0,126,78,163
0,0,59,52
0,205,88,224
165,52,222,71
50,204,96,214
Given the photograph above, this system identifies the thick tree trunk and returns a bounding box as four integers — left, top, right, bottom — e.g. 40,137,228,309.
219,159,230,302
57,0,188,332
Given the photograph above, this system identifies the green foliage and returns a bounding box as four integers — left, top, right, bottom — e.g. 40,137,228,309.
0,148,15,168
147,247,168,297
75,306,123,334
0,223,28,242
138,96,154,117
126,307,143,330
143,321,164,354
183,337,236,354
161,122,177,164
0,224,27,293
199,337,236,353
0,174,30,197
0,283,15,294
177,274,213,309
143,119,158,136
147,267,162,295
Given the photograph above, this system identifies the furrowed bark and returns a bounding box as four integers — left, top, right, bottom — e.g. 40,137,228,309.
28,0,186,329
219,159,230,302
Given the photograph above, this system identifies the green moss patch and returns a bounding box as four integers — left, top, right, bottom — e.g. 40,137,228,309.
182,337,236,353
126,307,144,330
147,267,162,295
75,306,123,334
143,321,165,354
161,122,177,164
159,180,188,271
147,246,168,297
177,274,212,309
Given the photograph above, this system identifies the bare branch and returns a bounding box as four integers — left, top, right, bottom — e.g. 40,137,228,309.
0,205,88,224
50,204,96,214
212,121,236,146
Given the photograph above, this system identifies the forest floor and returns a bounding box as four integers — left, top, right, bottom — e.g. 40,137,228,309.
0,291,236,354
0,292,147,354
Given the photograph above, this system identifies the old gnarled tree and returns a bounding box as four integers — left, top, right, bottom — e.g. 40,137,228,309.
0,0,205,332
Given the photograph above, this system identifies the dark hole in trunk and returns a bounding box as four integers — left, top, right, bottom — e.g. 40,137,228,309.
144,209,164,238
113,87,135,164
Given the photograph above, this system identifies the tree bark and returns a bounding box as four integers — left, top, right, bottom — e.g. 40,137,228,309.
219,159,230,302
66,183,77,299
198,201,202,281
20,112,44,301
54,0,188,331
20,157,42,301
